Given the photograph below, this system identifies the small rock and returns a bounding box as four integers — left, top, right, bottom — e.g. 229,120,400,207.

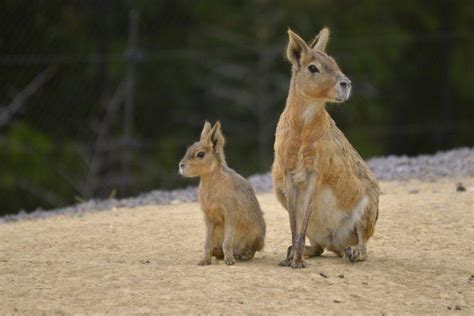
333,300,341,303
361,281,368,285
409,189,419,194
456,183,466,192
319,272,328,278
469,275,474,282
238,300,244,304
338,274,344,279
447,306,451,310
455,305,461,310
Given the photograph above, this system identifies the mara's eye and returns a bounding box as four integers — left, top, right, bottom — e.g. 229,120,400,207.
308,64,319,73
196,151,206,159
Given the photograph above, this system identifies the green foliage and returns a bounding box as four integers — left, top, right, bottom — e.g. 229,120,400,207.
0,123,84,212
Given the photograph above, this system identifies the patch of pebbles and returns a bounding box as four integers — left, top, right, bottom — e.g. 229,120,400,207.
1,147,472,223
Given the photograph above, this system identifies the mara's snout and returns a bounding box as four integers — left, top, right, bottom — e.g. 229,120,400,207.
335,76,351,102
178,161,187,176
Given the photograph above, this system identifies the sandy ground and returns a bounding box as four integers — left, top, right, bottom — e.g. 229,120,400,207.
0,178,473,315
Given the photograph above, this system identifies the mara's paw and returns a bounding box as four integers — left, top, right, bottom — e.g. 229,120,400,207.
344,246,367,263
279,257,292,267
197,257,212,266
224,256,235,265
290,258,307,269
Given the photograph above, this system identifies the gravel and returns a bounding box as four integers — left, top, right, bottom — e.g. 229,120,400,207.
1,147,473,223
367,147,474,181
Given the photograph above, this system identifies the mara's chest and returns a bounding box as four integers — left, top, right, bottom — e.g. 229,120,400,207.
198,185,226,223
202,206,225,224
198,186,216,209
199,195,223,223
274,124,323,173
275,106,334,170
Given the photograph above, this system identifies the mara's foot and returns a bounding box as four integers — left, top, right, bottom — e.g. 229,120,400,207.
236,248,255,261
279,257,292,267
287,244,324,258
224,256,235,265
290,258,307,269
211,247,224,260
197,257,212,266
344,245,367,263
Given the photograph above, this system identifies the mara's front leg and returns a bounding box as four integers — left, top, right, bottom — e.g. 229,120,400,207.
222,211,236,265
291,173,317,269
278,175,298,267
197,218,215,266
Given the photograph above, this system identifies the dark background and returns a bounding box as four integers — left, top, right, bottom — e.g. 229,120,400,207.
0,0,473,215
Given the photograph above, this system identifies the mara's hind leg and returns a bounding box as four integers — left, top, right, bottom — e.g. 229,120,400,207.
236,233,264,261
211,247,224,260
236,248,255,261
345,202,377,263
344,223,368,263
286,245,322,259
286,241,323,259
234,234,261,261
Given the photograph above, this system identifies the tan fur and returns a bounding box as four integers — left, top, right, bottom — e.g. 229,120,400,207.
272,28,379,268
180,121,266,266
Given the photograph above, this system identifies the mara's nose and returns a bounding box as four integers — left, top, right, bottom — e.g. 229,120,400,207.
179,162,185,169
339,78,351,88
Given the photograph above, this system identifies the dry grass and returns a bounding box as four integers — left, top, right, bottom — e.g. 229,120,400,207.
0,178,473,314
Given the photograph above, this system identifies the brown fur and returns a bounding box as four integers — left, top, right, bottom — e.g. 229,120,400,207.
179,121,266,266
272,28,379,268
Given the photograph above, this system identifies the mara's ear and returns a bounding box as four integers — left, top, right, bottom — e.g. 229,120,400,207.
200,121,212,140
209,121,225,152
287,29,309,67
310,27,330,51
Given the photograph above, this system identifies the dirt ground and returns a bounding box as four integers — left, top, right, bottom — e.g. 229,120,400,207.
0,178,473,315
